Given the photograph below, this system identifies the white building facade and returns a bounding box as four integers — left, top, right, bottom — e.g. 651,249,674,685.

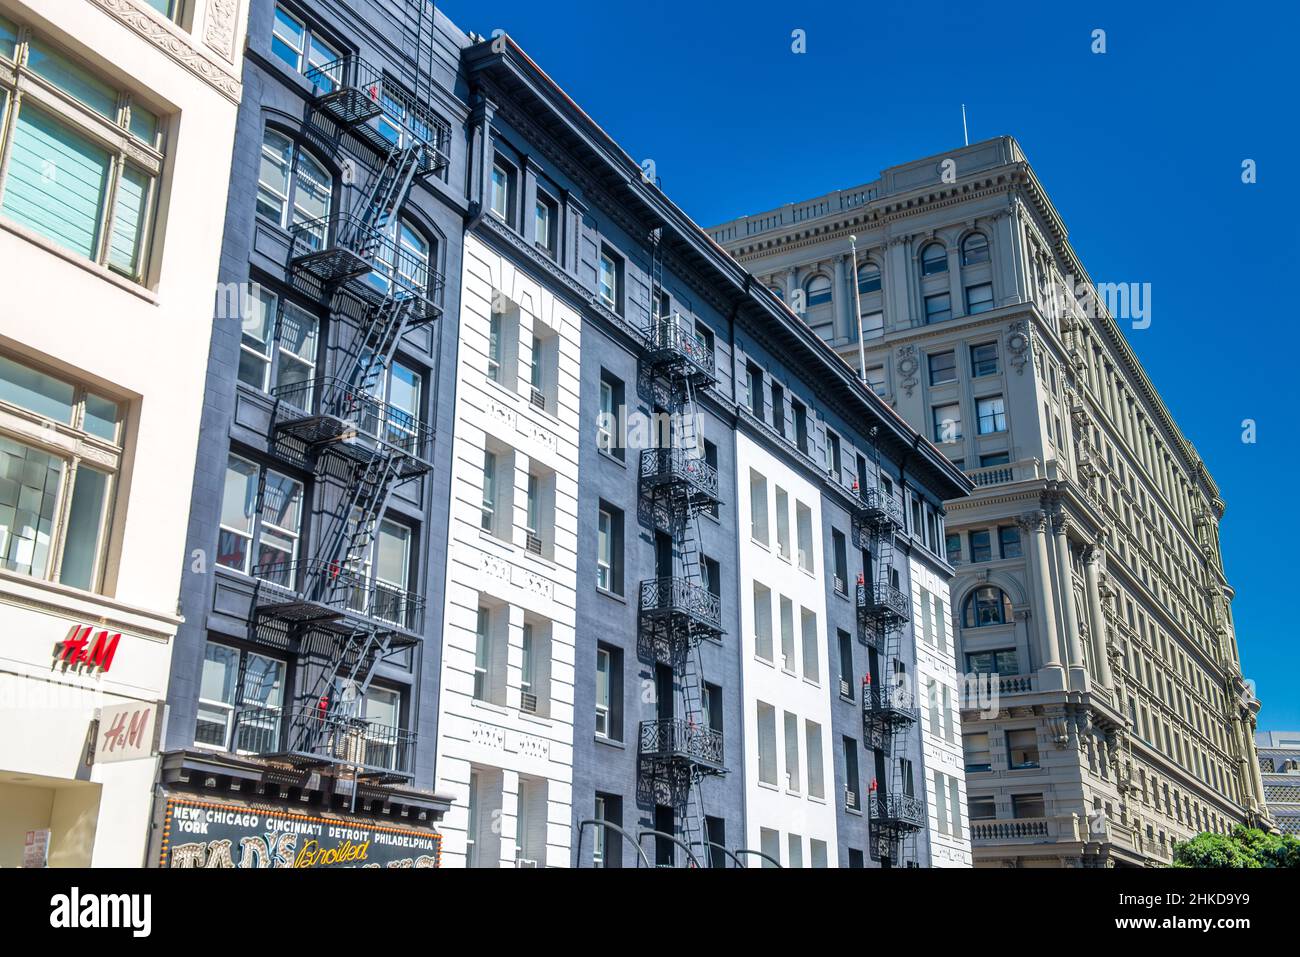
0,0,245,866
433,230,580,868
735,430,839,866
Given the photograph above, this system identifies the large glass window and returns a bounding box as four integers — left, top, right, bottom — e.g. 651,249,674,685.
0,25,164,282
0,353,122,592
195,641,285,753
216,454,303,582
976,395,1007,434
921,243,947,275
257,129,332,249
237,290,320,406
269,5,339,84
963,586,1014,628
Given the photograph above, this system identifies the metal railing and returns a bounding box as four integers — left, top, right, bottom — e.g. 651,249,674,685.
869,791,925,829
643,314,714,382
639,447,720,504
853,484,905,527
288,212,444,317
638,718,724,768
638,577,723,635
856,580,910,621
863,681,919,722
234,704,415,777
273,376,435,464
251,558,425,632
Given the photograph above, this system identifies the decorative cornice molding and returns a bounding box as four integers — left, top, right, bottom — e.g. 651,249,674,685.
87,0,242,104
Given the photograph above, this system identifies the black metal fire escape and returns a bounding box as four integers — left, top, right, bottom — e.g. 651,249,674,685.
241,3,449,786
635,228,726,866
852,427,923,865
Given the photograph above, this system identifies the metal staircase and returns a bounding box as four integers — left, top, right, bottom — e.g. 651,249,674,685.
851,428,922,865
240,1,447,785
635,228,725,865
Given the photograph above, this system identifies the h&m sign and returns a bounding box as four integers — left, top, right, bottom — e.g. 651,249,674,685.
55,624,121,674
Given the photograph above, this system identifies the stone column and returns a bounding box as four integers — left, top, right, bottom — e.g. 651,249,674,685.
1082,545,1114,689
785,266,799,307
1021,510,1064,689
1053,510,1088,691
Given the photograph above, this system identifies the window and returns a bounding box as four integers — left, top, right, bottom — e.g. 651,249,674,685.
924,292,952,324
473,604,505,705
979,451,1010,468
749,469,769,544
825,430,842,479
784,711,801,791
843,736,861,809
195,641,285,753
966,282,994,315
970,341,999,377
593,793,622,868
703,440,719,518
753,582,774,661
745,363,764,418
598,247,621,312
792,399,809,455
757,701,777,786
0,353,123,592
270,6,339,82
598,370,624,459
969,529,992,563
932,403,961,443
800,608,820,683
805,273,832,306
837,630,854,698
857,262,881,293
359,519,413,626
928,351,956,385
778,596,796,672
787,833,803,868
998,525,1022,558
963,586,1013,628
480,448,501,535
921,243,947,275
1007,728,1040,769
806,720,825,798
370,218,430,300
832,529,848,594
964,732,992,772
595,644,622,740
968,796,996,820
865,365,886,396
976,395,1006,434
597,503,623,594
0,25,165,281
774,487,790,559
795,502,814,572
945,533,961,565
258,129,331,249
216,455,303,583
1012,794,1046,819
860,311,884,340
759,828,780,869
961,232,990,265
490,161,512,223
534,190,558,257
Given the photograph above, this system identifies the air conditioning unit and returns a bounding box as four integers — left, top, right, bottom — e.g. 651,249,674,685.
514,857,539,868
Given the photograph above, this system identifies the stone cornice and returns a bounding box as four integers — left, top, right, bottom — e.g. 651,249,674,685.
87,0,242,104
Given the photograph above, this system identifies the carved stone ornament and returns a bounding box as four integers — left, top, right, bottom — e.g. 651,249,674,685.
204,0,240,62
896,344,919,398
1007,320,1033,375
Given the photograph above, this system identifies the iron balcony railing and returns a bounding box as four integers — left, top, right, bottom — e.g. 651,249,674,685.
272,376,435,473
303,54,452,171
639,447,720,508
251,558,425,633
643,314,715,385
638,577,723,638
857,579,910,623
869,791,926,831
638,718,724,771
852,485,905,529
862,681,920,725
246,705,416,778
288,212,444,320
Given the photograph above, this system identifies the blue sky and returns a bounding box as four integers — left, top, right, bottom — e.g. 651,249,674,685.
441,0,1300,729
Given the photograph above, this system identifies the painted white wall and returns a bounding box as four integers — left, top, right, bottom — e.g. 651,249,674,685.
433,233,579,867
911,556,973,867
735,431,838,865
0,0,244,867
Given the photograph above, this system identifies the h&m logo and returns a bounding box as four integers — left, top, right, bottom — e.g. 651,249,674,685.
55,625,121,674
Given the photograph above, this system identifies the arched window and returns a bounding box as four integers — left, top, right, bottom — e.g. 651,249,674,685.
372,217,431,297
257,128,332,250
921,242,947,276
963,586,1013,628
857,262,881,294
961,232,990,266
805,274,832,307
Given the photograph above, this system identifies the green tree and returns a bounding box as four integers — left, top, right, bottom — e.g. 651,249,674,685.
1172,825,1300,868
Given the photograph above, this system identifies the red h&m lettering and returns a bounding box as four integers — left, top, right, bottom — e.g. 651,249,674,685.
58,625,121,673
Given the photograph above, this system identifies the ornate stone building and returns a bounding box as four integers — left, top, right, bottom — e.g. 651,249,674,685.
709,136,1271,866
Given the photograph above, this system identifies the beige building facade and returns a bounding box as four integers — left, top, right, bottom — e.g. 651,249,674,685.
710,136,1270,866
0,0,245,866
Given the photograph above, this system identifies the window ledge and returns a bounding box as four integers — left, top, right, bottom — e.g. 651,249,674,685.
518,711,553,729
594,735,625,751
0,218,158,304
757,780,779,792
470,698,510,717
595,586,627,605
597,448,627,469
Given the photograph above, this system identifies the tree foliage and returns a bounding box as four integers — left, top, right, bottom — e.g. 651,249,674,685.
1172,825,1300,868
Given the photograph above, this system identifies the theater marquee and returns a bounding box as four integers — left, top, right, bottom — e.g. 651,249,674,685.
159,798,441,868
